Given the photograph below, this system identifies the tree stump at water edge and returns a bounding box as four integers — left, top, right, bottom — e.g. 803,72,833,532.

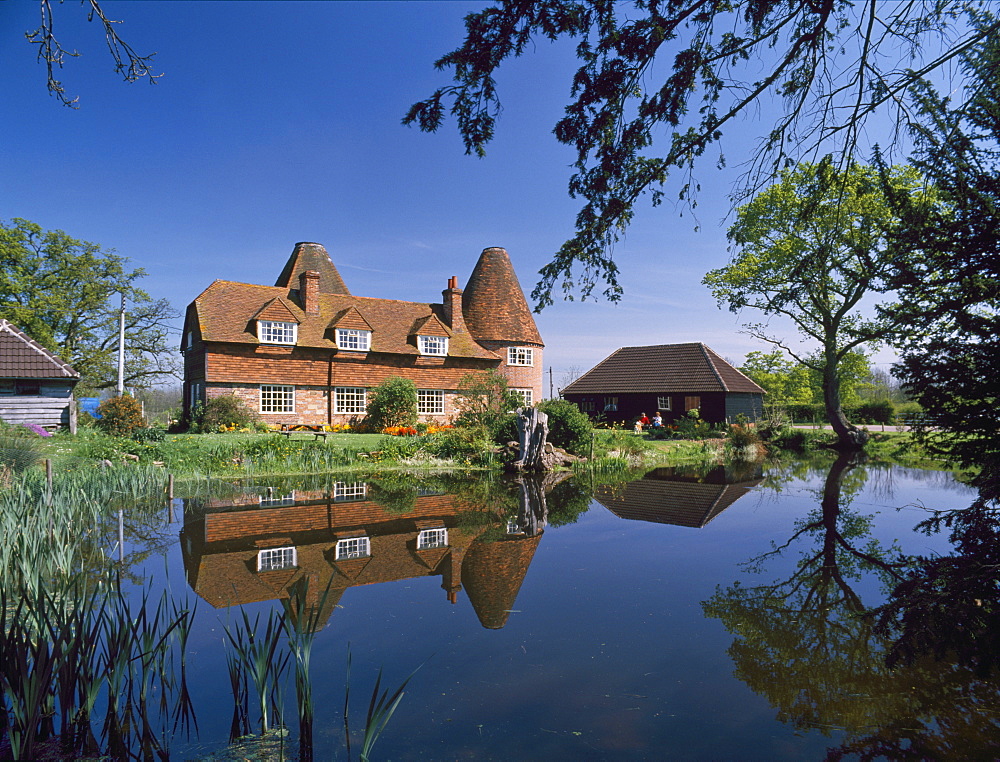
512,407,549,471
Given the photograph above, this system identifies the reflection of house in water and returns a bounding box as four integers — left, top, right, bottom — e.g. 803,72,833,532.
180,482,545,629
594,465,763,528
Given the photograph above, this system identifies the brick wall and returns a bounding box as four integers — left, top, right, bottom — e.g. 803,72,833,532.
476,340,544,402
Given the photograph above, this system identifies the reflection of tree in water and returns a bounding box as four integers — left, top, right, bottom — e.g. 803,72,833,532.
703,453,1000,757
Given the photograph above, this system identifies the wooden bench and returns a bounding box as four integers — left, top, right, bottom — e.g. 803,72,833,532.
278,425,332,441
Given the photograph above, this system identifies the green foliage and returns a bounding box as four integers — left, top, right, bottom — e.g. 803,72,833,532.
194,394,264,433
705,162,927,446
877,21,1000,476
740,350,812,407
0,218,180,390
725,417,764,461
454,370,520,444
427,426,496,466
0,426,43,476
407,3,986,307
536,399,592,455
365,376,418,430
96,395,145,437
853,401,896,425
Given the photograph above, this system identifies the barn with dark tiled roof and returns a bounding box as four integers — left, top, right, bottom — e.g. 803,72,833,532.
181,243,544,426
561,343,764,425
0,320,80,432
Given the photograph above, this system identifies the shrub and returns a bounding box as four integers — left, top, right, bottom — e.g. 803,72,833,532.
852,400,895,425
195,394,263,433
536,399,592,455
428,426,496,465
96,395,146,437
365,376,418,430
725,419,764,460
454,370,521,444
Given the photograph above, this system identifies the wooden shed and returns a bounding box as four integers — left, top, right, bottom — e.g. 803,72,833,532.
560,342,765,425
0,320,80,433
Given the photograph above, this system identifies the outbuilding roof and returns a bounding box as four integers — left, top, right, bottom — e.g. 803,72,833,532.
0,320,80,380
561,342,764,395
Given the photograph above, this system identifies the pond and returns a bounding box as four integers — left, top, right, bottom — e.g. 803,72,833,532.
20,455,1000,759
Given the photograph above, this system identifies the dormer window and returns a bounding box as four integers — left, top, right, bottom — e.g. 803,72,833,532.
335,536,370,559
258,320,297,345
418,335,448,356
417,528,448,549
336,328,371,351
258,546,296,571
508,347,534,366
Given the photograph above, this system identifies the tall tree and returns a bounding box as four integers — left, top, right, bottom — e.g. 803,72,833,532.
703,162,924,448
879,18,1000,480
739,350,812,409
0,218,179,391
407,0,996,307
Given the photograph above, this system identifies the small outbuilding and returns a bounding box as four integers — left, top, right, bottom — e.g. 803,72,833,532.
560,342,765,425
0,320,80,433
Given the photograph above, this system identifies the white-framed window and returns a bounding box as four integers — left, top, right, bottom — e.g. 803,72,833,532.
657,396,673,411
334,387,367,414
508,347,534,366
603,396,618,412
259,491,296,507
333,481,367,501
418,335,448,356
506,520,522,534
512,388,533,407
335,536,370,560
336,328,371,351
417,528,448,549
258,546,296,571
417,389,445,414
258,320,297,345
260,385,294,413
188,381,203,410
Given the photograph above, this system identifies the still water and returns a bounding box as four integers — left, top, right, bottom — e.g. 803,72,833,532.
124,456,986,759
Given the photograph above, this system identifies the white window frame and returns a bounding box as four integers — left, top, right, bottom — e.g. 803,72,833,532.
336,328,371,351
417,389,445,415
333,481,368,501
258,320,297,345
259,490,296,507
334,387,367,414
657,396,673,411
512,388,533,407
417,528,448,550
508,347,534,366
257,546,296,571
418,335,448,356
260,385,294,414
335,536,370,560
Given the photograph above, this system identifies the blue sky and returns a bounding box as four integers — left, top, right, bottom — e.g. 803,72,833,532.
1,1,898,391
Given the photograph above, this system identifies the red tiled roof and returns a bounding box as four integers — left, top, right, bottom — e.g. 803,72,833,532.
0,320,79,380
191,280,499,360
561,343,764,395
462,247,543,345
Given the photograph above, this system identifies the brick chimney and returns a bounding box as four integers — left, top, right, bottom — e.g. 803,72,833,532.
442,275,466,333
300,270,320,315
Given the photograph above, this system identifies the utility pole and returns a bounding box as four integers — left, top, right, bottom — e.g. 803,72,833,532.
549,366,554,399
117,292,126,396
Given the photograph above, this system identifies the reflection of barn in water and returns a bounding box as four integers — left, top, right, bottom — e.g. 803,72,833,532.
594,464,763,528
180,482,544,629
